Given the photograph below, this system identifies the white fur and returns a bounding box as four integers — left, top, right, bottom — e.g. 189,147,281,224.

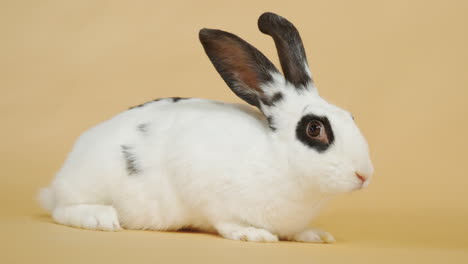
39,83,373,242
39,18,374,242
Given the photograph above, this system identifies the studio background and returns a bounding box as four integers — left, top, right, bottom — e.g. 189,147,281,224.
1,0,467,263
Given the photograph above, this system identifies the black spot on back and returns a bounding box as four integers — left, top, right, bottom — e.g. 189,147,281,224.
171,97,189,102
137,123,148,133
128,103,145,110
121,145,140,176
128,97,190,110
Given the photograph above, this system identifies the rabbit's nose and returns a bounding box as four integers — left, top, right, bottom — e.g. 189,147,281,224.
355,172,367,183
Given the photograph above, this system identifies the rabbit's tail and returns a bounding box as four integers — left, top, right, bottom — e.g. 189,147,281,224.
38,187,55,212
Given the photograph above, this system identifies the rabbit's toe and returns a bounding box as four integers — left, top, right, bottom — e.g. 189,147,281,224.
216,223,279,242
289,228,335,243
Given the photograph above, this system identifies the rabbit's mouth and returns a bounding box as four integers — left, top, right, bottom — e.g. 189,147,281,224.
352,179,370,191
361,179,371,188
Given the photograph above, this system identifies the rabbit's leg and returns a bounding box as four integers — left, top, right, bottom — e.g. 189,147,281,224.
52,204,121,231
285,228,335,243
215,222,279,242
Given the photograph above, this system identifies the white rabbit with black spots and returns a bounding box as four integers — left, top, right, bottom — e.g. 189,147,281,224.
39,12,373,243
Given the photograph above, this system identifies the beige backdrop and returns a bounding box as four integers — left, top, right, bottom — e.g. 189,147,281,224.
1,0,467,263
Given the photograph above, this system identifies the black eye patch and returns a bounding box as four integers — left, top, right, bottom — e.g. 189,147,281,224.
296,114,334,152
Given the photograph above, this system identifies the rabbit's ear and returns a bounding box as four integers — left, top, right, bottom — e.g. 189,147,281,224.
258,12,312,89
199,29,280,108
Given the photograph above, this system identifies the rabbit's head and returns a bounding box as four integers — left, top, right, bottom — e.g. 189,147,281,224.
200,12,373,194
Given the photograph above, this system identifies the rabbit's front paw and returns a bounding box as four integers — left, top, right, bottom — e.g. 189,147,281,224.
289,228,336,243
216,223,279,242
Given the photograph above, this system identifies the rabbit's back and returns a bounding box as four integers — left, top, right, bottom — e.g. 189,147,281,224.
47,98,274,229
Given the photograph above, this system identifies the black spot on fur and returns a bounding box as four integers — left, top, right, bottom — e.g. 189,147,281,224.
258,12,312,89
296,114,334,152
128,103,145,110
270,92,283,104
266,116,276,131
121,145,140,176
137,123,148,133
128,99,160,110
129,97,190,110
171,97,189,102
260,92,283,107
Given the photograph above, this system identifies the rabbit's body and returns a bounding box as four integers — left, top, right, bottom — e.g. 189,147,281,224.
39,13,373,243
41,97,326,238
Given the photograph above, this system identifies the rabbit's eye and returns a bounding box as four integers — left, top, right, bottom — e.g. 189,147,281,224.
306,121,323,138
296,114,334,152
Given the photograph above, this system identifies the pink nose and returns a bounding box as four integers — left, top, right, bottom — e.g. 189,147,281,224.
356,173,366,183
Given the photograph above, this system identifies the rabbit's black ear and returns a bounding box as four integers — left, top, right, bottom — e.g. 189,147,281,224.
199,28,280,108
258,12,312,89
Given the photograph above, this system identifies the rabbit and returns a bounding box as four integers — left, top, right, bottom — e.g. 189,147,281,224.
38,12,373,243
